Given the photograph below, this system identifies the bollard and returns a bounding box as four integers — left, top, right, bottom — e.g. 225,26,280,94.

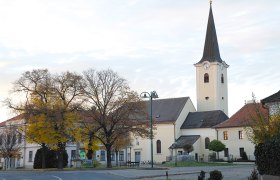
166,171,168,180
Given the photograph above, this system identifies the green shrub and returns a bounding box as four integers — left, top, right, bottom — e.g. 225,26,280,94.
208,170,223,180
255,135,280,175
34,147,68,169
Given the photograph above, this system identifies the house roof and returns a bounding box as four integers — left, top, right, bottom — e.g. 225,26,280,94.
0,114,25,127
214,103,268,128
197,3,223,64
261,90,280,104
181,110,228,129
169,135,200,149
144,97,190,123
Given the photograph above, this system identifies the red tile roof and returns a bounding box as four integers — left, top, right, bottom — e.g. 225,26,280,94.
215,103,268,128
0,114,25,127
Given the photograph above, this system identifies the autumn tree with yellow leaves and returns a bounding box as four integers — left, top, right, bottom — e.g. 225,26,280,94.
6,68,150,169
6,69,85,169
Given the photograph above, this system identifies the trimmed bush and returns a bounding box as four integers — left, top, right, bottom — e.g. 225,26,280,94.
208,170,223,180
34,147,68,169
255,136,280,176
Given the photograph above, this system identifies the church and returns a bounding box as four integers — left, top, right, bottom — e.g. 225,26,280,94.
0,2,269,169
128,1,230,164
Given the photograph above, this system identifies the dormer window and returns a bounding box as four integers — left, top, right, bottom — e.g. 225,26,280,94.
221,74,224,83
204,73,209,83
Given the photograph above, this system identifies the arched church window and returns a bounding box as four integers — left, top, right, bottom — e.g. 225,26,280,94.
156,140,161,154
221,74,224,83
204,73,209,83
205,137,210,149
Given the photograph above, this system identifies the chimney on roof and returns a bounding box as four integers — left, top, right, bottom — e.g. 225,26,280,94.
245,100,257,104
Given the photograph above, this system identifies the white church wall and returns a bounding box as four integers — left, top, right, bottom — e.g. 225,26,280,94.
181,128,217,162
175,99,196,139
131,123,175,164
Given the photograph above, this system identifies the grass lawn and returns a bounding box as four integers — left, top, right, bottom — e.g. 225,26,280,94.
161,161,235,167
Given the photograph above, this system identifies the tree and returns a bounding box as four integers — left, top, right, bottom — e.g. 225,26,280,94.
255,135,280,175
82,69,149,168
5,69,53,169
0,125,22,170
112,134,131,166
208,140,225,160
245,101,270,144
33,147,68,169
248,99,280,175
5,69,85,169
183,144,193,154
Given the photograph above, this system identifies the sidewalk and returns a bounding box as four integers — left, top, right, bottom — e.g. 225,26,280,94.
104,163,256,180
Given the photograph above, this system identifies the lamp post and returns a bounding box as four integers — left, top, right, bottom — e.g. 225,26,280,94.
172,142,178,167
140,91,159,168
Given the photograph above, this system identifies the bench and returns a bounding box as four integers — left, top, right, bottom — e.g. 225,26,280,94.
120,161,139,167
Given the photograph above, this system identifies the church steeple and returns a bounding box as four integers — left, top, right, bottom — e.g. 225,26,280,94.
194,1,229,116
198,2,222,63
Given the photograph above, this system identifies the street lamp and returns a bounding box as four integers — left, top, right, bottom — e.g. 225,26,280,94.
140,91,159,168
172,142,178,167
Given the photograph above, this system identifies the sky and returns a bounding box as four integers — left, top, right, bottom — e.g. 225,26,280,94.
0,0,280,122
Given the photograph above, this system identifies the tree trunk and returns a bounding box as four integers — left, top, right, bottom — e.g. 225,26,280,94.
42,143,47,169
105,144,112,168
57,150,64,169
115,150,119,166
57,143,65,169
87,149,93,160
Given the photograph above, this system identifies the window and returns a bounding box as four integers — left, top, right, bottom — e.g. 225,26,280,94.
111,152,115,161
12,134,16,145
205,137,210,149
100,150,105,161
28,151,33,162
71,150,76,160
221,74,224,83
18,133,22,144
156,140,161,154
238,131,243,139
239,148,244,157
119,151,124,161
7,134,11,145
0,135,2,145
224,148,229,157
204,73,209,83
223,131,228,140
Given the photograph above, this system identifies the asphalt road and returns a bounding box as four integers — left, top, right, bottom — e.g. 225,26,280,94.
0,171,129,180
0,164,256,180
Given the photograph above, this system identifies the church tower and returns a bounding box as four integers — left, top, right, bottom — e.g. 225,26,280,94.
194,2,229,115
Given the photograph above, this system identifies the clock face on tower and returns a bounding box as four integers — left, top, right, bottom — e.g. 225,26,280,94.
203,62,209,70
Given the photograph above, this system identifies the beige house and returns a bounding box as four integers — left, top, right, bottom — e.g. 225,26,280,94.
214,102,268,161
